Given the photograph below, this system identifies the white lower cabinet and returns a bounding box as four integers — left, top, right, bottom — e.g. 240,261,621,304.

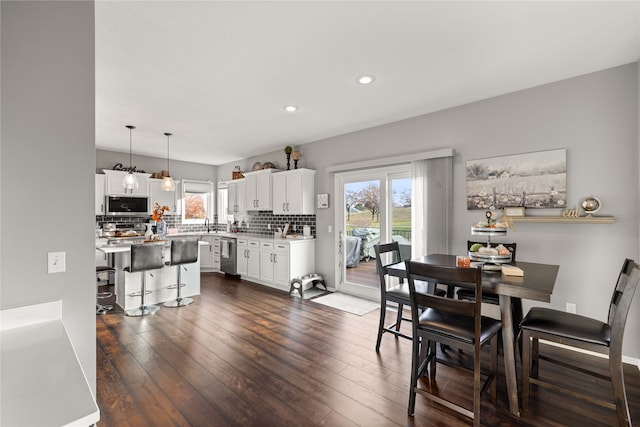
260,242,291,288
199,235,220,271
236,238,248,275
237,238,260,278
246,240,260,279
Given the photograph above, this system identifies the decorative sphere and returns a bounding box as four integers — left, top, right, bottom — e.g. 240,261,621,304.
581,197,601,214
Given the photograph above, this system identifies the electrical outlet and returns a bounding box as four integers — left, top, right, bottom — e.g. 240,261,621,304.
48,251,66,273
267,224,271,230
328,225,332,233
566,302,576,314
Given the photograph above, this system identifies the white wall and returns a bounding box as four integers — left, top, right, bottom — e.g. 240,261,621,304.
1,1,97,392
221,64,640,358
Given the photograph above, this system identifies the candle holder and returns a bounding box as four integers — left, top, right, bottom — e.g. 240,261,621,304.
284,146,292,170
291,150,301,169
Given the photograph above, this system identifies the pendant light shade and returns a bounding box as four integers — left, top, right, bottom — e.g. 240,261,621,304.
161,132,175,191
122,125,139,192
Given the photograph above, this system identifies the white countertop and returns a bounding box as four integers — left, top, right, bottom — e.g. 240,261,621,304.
1,301,100,427
97,240,209,254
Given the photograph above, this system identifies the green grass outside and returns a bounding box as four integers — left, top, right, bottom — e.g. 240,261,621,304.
346,207,412,232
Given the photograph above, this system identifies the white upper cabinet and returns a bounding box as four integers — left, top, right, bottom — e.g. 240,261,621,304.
272,169,316,215
103,169,150,196
244,169,278,211
148,179,181,214
95,174,105,215
227,179,246,214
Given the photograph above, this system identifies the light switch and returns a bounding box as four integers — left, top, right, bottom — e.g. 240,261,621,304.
48,251,66,273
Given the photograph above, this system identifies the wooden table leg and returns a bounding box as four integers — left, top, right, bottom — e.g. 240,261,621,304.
499,294,520,417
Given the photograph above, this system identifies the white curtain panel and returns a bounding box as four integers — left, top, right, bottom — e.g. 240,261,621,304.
411,156,453,257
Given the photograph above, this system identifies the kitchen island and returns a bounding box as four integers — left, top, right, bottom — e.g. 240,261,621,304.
97,239,207,311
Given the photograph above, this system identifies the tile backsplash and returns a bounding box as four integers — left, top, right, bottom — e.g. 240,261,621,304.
96,211,316,237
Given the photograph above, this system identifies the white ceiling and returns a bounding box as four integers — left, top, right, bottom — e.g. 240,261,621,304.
95,1,640,166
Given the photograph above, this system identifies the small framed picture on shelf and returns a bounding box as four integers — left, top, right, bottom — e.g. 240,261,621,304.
504,206,525,217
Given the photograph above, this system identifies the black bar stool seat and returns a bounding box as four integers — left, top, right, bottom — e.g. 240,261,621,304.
164,239,198,308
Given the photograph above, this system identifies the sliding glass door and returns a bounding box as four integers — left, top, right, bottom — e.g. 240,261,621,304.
334,165,411,299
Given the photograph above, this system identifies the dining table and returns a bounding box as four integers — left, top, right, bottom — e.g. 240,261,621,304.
387,253,559,417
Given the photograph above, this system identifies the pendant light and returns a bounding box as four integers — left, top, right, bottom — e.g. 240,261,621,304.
161,132,175,191
122,125,139,192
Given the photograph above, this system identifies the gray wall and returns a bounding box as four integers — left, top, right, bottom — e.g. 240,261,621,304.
221,64,640,358
1,1,97,392
97,148,217,182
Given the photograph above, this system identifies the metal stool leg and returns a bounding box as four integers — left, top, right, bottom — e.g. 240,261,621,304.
165,265,194,307
125,271,160,316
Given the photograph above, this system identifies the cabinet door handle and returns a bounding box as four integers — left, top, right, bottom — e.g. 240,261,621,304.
287,202,290,211
282,202,286,211
273,254,277,263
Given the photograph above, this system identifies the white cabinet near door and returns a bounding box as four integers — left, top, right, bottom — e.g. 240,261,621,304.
244,168,278,211
103,169,150,196
148,179,181,214
227,179,246,214
95,174,105,215
260,241,291,288
272,169,316,215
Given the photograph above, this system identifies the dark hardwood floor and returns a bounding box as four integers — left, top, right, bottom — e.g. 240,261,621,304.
345,258,379,288
96,273,640,426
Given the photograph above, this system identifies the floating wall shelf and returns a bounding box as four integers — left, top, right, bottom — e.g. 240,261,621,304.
510,216,616,224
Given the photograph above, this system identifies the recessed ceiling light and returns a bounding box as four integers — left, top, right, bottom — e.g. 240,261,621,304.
283,105,299,113
356,74,376,85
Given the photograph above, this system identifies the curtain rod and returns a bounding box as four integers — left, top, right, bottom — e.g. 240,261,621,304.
325,148,454,173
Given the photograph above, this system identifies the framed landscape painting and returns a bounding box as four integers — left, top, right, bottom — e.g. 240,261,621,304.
466,149,567,210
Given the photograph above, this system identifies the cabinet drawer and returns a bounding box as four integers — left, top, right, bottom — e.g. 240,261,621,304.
248,240,260,248
260,242,274,250
237,238,248,246
274,243,289,253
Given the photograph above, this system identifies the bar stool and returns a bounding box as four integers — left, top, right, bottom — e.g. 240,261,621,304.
164,239,198,308
124,243,165,317
96,266,115,315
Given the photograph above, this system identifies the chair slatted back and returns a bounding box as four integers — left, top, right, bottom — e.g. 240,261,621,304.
608,259,640,354
405,260,483,335
374,242,402,295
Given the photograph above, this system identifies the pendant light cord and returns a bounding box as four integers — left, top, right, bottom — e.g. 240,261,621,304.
126,125,136,171
165,132,172,173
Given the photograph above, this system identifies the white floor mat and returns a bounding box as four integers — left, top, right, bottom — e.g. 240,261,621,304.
311,292,379,316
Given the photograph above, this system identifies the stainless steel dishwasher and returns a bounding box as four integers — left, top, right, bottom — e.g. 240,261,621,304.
220,237,237,275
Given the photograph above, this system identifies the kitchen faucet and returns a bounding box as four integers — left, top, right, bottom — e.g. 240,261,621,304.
204,217,210,233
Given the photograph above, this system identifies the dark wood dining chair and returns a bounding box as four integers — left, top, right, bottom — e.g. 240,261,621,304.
373,242,445,352
457,241,522,337
520,258,640,427
405,260,502,426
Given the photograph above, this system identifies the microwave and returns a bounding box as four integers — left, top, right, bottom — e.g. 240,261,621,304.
105,196,149,216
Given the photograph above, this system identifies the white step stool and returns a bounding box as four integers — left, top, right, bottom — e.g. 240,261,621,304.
289,273,326,298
